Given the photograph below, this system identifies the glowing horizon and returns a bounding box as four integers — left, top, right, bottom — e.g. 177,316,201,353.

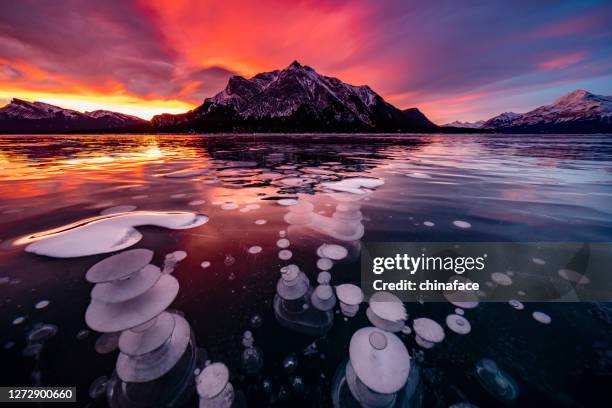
1,0,611,123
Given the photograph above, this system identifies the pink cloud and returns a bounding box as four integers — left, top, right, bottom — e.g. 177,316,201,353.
538,51,587,70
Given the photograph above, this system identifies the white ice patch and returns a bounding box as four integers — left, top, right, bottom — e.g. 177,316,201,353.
21,211,208,258
453,220,472,229
321,177,384,195
532,311,551,324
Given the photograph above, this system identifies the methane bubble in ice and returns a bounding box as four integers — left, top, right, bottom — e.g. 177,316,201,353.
91,264,161,303
100,205,137,215
163,250,188,273
167,250,187,262
366,292,407,333
508,299,524,310
406,172,431,179
94,332,120,354
532,257,546,265
455,308,464,315
12,317,25,325
532,311,551,324
200,261,211,269
317,271,331,284
22,211,208,258
89,376,108,399
254,219,267,225
115,312,191,383
118,312,175,357
453,220,471,229
446,314,471,334
317,258,333,271
241,331,264,374
76,329,90,340
491,272,513,286
87,249,153,282
336,284,363,317
311,284,337,311
221,202,238,210
27,324,58,343
413,318,445,348
224,254,235,266
189,200,206,206
318,244,348,260
34,300,50,310
248,246,262,254
277,199,298,206
282,353,298,373
348,327,411,401
274,265,333,336
321,177,384,195
276,238,290,248
557,268,590,284
278,249,292,260
475,358,519,402
23,343,43,358
423,221,435,227
250,315,263,328
196,362,234,407
85,274,179,333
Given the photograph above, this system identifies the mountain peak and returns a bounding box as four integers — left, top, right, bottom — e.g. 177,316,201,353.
554,89,594,105
153,62,437,132
0,98,145,132
482,89,612,132
288,60,303,69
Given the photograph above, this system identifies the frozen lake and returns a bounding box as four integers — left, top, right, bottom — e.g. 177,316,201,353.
0,133,611,407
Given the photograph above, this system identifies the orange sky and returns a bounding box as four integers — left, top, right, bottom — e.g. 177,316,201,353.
1,0,611,122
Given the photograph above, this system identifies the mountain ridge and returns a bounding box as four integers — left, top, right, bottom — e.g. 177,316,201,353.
0,99,146,133
151,61,439,132
481,90,612,132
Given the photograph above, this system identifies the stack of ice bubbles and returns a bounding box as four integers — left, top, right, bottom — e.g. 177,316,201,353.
196,362,246,408
310,272,337,311
84,249,197,407
331,327,420,408
366,292,407,333
240,331,264,375
273,264,334,336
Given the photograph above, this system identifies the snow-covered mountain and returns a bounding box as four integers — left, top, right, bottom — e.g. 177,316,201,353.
442,120,486,128
482,112,521,129
152,61,438,132
483,90,612,133
84,110,145,128
0,99,145,133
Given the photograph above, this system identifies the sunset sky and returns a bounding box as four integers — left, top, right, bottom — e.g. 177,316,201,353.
1,0,611,123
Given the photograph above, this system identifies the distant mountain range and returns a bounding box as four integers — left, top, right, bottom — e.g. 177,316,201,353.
482,90,612,133
444,90,612,133
152,61,437,132
1,63,610,134
442,120,486,129
0,99,146,133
